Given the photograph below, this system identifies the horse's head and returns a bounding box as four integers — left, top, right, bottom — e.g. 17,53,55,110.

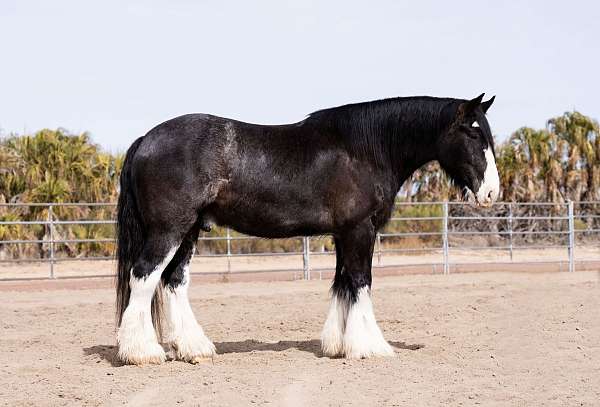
437,93,500,207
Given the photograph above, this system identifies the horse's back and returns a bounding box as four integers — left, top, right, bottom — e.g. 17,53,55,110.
136,113,220,155
127,113,383,237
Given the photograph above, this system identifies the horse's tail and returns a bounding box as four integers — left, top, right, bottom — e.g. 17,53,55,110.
115,136,149,329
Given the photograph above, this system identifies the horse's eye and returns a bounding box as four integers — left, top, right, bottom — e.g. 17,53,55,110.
460,124,479,139
460,124,478,138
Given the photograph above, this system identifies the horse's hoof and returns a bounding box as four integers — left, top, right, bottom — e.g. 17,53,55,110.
321,339,344,358
189,356,212,364
343,341,396,359
118,343,166,365
170,336,216,364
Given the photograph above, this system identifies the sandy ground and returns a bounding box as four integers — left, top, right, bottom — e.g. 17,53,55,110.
2,246,599,280
1,271,599,406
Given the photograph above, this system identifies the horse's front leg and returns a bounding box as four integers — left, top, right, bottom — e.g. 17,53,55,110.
321,237,347,356
321,220,395,359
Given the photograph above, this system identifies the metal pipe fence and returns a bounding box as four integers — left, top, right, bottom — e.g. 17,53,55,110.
0,201,598,280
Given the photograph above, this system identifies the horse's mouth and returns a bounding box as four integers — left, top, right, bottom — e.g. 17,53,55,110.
462,187,476,206
462,187,493,208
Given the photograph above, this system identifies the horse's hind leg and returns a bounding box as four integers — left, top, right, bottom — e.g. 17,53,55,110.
162,225,216,363
322,220,394,359
117,234,181,365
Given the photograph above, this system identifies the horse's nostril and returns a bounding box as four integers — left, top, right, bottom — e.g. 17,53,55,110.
487,190,493,200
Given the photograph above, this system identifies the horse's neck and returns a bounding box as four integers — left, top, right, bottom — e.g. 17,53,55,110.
309,98,449,191
381,116,442,192
392,135,439,188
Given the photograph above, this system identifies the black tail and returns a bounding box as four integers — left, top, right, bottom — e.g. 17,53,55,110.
115,136,164,337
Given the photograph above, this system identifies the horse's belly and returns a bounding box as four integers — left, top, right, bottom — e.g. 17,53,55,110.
207,196,334,238
206,160,379,238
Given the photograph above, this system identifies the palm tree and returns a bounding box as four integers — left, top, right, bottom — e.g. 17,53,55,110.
548,112,600,201
496,141,522,201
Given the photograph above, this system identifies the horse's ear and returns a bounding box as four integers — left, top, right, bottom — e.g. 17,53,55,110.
456,93,484,120
465,93,484,112
480,95,495,114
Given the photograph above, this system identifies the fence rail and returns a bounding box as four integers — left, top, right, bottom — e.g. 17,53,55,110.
0,201,599,280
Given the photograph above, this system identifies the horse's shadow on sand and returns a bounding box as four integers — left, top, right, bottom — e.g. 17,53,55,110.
84,340,423,366
83,344,124,367
215,339,424,356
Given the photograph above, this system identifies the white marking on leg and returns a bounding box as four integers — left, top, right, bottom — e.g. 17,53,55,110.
164,257,216,363
321,293,348,357
117,246,178,365
475,146,500,206
343,286,395,359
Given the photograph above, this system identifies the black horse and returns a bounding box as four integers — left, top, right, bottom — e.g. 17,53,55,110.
115,94,499,364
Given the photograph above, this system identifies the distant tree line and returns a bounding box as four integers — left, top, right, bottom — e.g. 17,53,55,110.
0,130,122,259
0,111,598,260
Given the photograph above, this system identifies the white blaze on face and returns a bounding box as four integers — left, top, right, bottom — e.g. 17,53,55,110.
475,146,500,206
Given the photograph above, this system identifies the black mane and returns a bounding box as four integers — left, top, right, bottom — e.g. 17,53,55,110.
306,96,462,170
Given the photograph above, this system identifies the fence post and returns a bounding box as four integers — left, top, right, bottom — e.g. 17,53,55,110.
302,236,310,280
508,203,514,261
568,200,575,273
48,204,55,279
226,227,231,274
442,201,449,275
376,233,382,266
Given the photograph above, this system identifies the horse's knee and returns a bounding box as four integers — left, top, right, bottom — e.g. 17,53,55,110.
163,248,194,290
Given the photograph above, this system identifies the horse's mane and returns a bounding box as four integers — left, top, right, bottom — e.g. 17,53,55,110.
306,96,461,167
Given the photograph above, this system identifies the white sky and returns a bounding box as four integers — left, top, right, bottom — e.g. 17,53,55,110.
1,0,599,152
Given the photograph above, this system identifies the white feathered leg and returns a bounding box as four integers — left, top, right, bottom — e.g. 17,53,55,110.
117,247,178,365
164,260,216,363
321,294,348,357
343,287,395,359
